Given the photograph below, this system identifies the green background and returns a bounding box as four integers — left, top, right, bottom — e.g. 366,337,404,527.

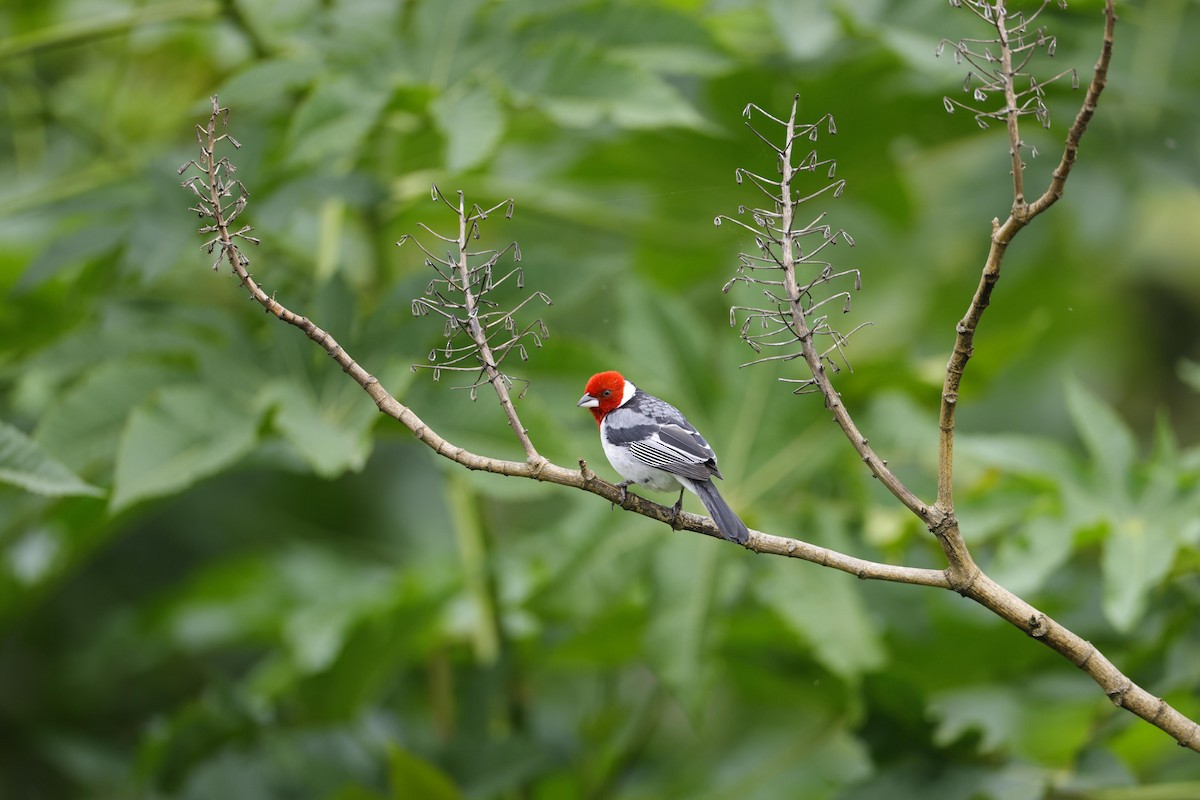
2,0,1200,797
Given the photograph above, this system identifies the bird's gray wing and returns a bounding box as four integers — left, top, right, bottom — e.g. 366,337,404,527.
624,423,718,482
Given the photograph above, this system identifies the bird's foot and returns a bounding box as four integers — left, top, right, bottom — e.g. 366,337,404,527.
613,480,633,510
669,495,684,530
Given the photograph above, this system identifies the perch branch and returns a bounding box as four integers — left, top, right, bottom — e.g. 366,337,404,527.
179,97,947,593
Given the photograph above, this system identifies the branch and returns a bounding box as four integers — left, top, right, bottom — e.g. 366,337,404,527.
718,104,926,522
936,1,1115,512
965,572,1200,752
410,187,542,461
770,99,934,527
178,97,945,593
182,33,1200,751
1029,0,1116,216
716,2,1199,751
919,0,1200,752
996,3,1027,205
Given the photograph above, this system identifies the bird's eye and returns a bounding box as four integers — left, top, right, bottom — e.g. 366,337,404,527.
601,389,611,397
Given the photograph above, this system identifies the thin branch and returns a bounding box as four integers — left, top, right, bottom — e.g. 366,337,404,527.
399,186,549,453
768,95,934,526
1028,1,1116,216
936,0,1116,512
449,189,541,461
996,3,1027,205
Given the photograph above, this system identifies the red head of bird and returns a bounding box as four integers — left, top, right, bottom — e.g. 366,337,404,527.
577,370,628,425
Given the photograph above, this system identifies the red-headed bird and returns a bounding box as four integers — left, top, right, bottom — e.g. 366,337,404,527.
578,370,750,545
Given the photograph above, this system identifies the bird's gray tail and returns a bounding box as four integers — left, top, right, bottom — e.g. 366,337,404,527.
693,479,750,545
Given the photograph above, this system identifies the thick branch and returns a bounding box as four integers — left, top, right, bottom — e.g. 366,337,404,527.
236,263,1199,748
205,242,1200,749
963,571,1200,752
917,0,1197,747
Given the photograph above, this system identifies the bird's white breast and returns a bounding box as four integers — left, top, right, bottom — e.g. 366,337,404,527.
600,417,684,493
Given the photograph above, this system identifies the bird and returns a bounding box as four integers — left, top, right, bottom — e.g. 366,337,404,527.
577,370,750,545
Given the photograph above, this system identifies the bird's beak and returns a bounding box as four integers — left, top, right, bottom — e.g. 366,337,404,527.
577,393,599,409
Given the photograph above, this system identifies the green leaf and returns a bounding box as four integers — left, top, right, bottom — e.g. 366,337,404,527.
0,420,104,497
957,433,1074,481
1064,378,1136,496
215,58,321,108
1101,514,1178,632
286,77,390,167
153,555,282,652
643,539,720,713
258,379,374,479
767,0,840,59
110,386,260,512
755,558,885,681
430,82,505,172
396,0,489,85
387,745,463,800
930,678,1095,767
35,360,188,473
504,39,705,130
17,222,127,291
520,3,725,75
278,552,396,674
325,786,387,800
1178,358,1200,393
989,516,1074,597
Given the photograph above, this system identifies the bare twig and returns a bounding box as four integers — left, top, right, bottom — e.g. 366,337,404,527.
936,0,1078,153
936,0,1116,512
721,97,934,526
399,187,550,460
1029,1,1116,216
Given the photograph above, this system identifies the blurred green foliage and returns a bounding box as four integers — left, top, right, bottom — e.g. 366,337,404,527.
2,0,1200,797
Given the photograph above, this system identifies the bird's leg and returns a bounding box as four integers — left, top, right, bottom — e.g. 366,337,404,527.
613,480,633,509
669,487,685,530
